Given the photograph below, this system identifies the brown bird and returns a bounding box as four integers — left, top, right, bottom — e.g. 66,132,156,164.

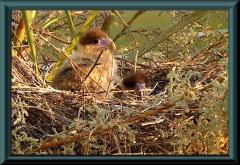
121,72,150,91
51,28,117,97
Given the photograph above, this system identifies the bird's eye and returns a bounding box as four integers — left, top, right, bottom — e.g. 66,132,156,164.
91,39,99,44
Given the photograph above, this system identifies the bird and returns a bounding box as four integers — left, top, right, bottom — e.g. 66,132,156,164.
114,72,150,99
121,72,150,91
51,28,117,98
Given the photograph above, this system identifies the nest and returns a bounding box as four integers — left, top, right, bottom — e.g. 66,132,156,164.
11,49,227,155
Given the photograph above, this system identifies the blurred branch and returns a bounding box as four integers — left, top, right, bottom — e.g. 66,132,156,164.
137,10,208,58
113,10,145,41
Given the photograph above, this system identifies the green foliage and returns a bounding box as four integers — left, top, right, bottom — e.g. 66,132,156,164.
166,58,228,154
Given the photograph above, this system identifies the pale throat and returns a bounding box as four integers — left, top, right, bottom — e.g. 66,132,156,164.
78,44,116,82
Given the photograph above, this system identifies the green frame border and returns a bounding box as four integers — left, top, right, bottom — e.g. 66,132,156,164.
0,0,238,164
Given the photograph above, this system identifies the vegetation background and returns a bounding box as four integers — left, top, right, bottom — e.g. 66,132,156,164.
11,10,228,155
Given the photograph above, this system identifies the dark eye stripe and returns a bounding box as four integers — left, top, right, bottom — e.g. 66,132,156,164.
91,39,99,44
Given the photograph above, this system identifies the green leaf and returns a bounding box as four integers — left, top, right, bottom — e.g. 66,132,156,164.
112,10,128,26
64,10,76,39
22,10,38,75
101,11,115,34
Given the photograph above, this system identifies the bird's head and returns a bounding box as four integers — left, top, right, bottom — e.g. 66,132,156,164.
122,72,150,91
78,28,116,55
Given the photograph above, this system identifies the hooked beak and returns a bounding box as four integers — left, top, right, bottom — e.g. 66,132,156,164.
97,37,116,50
134,83,146,91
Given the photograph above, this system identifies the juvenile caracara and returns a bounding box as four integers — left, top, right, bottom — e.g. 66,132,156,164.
121,72,150,91
114,72,150,99
51,28,117,97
